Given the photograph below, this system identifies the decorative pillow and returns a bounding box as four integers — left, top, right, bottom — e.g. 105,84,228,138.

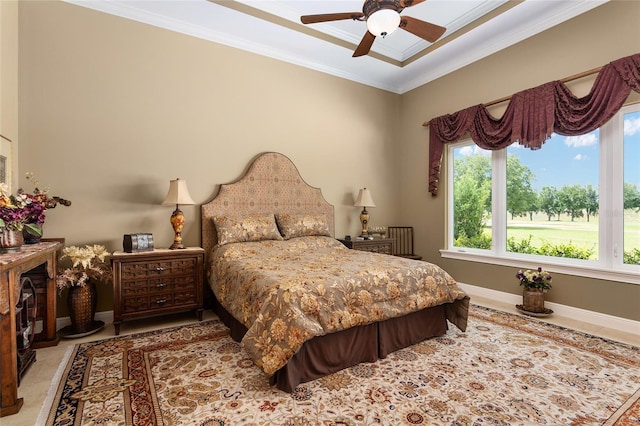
213,214,283,246
276,213,332,240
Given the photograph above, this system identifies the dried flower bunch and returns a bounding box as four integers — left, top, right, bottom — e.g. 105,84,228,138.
516,267,553,291
56,245,112,290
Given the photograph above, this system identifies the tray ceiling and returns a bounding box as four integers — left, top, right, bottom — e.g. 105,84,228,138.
64,0,607,94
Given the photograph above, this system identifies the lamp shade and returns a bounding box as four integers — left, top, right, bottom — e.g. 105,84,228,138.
354,188,376,208
366,9,400,37
162,178,195,206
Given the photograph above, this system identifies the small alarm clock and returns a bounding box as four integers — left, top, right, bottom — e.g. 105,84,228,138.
123,233,154,253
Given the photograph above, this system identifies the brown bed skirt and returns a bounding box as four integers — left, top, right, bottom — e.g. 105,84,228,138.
212,299,448,393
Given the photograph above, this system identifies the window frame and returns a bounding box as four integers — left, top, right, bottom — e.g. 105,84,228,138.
442,104,640,285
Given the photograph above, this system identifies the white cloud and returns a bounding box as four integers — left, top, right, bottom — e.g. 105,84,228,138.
624,115,640,136
458,145,490,157
573,154,589,161
565,133,598,147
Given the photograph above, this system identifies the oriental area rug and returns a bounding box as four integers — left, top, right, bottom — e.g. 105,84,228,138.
39,305,640,425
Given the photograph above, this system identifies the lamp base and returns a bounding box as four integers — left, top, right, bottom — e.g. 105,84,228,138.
168,241,186,250
169,206,186,250
359,207,370,238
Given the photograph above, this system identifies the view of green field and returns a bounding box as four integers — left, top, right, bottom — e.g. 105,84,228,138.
484,210,640,258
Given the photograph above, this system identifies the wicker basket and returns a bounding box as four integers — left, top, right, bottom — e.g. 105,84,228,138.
67,281,97,334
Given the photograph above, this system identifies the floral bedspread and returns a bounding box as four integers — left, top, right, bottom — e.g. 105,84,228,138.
208,236,469,375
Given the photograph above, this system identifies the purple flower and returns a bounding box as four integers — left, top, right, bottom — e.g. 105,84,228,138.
0,205,29,230
22,194,47,225
517,267,552,290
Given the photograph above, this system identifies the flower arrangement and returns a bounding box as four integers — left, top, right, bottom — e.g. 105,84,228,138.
56,245,112,290
0,183,42,235
516,267,552,291
0,172,72,240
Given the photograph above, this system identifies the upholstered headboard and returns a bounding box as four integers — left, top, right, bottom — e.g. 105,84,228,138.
201,152,335,264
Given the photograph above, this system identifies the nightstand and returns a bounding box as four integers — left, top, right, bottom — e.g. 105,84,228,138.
111,247,204,335
338,238,394,255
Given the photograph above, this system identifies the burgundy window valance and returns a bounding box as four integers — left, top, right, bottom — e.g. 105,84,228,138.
427,53,640,196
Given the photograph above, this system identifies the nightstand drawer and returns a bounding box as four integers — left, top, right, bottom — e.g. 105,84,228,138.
122,289,195,312
121,258,197,278
121,275,197,297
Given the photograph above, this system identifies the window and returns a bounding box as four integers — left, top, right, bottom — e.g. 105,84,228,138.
452,145,491,249
622,108,640,265
506,132,600,260
446,105,639,283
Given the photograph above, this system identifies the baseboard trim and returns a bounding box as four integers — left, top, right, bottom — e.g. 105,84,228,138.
458,282,640,336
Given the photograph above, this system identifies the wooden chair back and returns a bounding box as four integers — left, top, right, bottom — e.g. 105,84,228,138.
387,226,422,260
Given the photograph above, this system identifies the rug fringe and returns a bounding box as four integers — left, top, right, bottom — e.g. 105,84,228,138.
36,344,76,426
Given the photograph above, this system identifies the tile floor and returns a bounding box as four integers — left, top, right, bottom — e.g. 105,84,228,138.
2,298,638,426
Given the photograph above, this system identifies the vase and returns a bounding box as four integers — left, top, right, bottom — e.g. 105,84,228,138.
23,227,42,244
0,229,24,253
67,281,98,334
522,288,546,313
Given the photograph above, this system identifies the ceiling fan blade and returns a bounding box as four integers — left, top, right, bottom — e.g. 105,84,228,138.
353,31,376,57
400,0,427,8
399,16,446,43
301,12,364,24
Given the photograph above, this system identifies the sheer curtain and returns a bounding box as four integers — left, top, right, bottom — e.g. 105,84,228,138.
427,53,640,196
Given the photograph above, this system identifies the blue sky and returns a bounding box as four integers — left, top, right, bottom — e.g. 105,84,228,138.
509,132,602,191
458,110,640,192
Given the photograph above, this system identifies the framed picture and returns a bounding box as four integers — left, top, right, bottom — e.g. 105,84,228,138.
0,156,6,184
0,134,12,192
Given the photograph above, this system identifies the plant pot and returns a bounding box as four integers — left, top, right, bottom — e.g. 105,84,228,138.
23,227,42,244
67,281,98,334
522,288,546,313
1,229,24,253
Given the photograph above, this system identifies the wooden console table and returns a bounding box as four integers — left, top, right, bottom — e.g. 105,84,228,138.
0,241,62,417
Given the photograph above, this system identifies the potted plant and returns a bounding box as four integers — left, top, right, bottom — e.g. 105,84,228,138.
56,245,111,335
516,267,552,314
0,183,43,252
0,174,72,250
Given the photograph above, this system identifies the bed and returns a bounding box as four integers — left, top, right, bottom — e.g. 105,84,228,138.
201,152,470,392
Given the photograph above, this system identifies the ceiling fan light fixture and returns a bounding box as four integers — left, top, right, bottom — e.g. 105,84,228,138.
366,9,401,37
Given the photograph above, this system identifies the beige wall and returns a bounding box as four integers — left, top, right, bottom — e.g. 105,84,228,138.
1,0,19,190
400,0,640,321
13,1,640,320
17,1,401,313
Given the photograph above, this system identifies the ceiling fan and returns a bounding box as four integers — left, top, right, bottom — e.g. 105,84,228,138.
300,0,446,57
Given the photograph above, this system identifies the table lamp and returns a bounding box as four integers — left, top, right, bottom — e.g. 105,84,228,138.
162,178,195,249
354,188,376,238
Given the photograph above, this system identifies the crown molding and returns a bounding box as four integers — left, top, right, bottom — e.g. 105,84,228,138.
63,0,608,95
